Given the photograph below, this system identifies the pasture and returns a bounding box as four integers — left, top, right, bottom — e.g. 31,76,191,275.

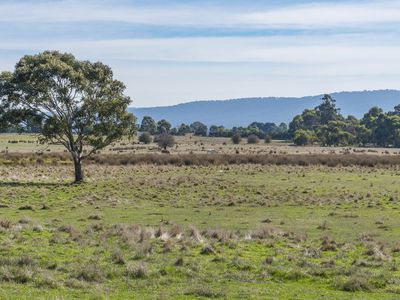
0,157,400,298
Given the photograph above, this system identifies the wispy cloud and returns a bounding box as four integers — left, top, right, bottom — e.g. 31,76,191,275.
241,1,400,28
0,0,399,106
1,0,400,29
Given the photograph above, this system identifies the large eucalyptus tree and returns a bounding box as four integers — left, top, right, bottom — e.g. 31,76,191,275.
0,51,136,182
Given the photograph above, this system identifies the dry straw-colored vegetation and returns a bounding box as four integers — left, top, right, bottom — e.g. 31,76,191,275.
2,152,400,168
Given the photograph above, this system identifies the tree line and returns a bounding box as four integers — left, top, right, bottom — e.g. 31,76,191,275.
139,116,288,140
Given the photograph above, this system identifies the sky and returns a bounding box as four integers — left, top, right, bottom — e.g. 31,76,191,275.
1,0,400,107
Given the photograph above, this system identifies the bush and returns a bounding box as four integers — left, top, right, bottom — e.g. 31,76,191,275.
156,133,175,151
247,134,259,144
75,263,105,282
335,274,373,292
231,133,241,144
138,132,152,144
264,135,272,143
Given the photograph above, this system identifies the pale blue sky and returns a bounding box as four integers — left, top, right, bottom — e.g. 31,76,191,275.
1,0,400,106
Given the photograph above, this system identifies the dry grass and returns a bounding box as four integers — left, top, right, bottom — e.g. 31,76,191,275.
3,152,400,168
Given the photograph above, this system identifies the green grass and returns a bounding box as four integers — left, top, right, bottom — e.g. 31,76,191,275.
0,164,400,299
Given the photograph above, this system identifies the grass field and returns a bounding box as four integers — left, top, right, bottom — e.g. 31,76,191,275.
1,162,400,299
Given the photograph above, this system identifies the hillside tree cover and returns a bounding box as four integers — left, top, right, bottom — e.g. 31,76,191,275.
0,51,136,182
289,95,400,147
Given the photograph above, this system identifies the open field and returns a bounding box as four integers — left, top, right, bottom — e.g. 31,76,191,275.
1,163,400,299
2,134,400,156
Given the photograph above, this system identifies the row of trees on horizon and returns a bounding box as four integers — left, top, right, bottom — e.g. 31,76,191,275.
138,95,400,148
138,116,288,140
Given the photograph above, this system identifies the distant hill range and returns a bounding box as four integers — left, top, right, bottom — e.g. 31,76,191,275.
130,90,400,128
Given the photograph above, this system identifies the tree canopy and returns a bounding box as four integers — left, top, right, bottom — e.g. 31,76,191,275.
289,94,400,147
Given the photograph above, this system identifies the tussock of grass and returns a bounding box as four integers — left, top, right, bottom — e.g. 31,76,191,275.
126,262,148,279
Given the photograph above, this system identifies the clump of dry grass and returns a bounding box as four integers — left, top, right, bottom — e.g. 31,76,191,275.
185,285,226,299
58,225,81,241
320,236,338,251
364,244,391,262
200,244,216,255
111,249,126,265
334,273,373,292
88,213,102,220
251,225,281,239
126,262,148,279
0,219,13,229
75,262,105,282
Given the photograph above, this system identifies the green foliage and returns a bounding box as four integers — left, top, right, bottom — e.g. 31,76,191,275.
289,94,400,148
209,125,232,137
294,129,316,146
317,121,356,146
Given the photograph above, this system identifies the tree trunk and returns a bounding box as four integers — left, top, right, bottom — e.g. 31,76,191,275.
73,156,84,183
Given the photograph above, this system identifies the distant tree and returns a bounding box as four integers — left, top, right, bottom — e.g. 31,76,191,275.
302,109,320,128
157,133,175,151
231,132,241,144
355,125,372,146
190,121,208,136
247,134,259,144
317,121,355,146
139,132,152,144
288,115,304,138
362,107,383,128
316,94,341,125
276,123,288,139
0,51,135,182
177,123,191,136
156,119,172,134
140,116,156,134
209,125,232,137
